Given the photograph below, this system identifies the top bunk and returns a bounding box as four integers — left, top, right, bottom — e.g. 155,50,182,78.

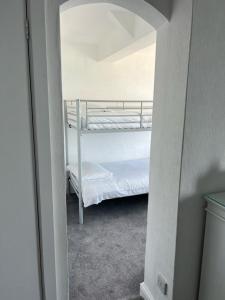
64,99,153,134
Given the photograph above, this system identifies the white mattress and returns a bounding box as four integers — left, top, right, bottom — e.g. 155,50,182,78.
67,109,152,130
68,158,149,207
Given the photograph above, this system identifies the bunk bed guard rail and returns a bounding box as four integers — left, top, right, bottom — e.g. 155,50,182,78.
64,99,153,133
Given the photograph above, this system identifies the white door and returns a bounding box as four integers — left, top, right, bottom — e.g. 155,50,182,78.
0,1,42,299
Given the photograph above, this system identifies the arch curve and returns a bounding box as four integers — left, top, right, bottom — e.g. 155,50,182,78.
60,0,169,29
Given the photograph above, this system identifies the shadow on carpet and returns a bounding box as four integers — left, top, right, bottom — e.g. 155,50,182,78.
67,194,148,300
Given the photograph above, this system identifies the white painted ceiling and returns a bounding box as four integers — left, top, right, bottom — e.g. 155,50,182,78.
60,3,156,61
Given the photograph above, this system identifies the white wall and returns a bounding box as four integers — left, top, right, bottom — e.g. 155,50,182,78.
0,2,41,299
144,0,225,299
60,0,170,29
143,0,193,299
173,0,225,299
60,43,156,101
67,129,151,165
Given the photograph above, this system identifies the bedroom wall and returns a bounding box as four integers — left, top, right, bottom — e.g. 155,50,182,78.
60,43,156,101
142,0,193,298
60,0,170,31
0,2,41,299
144,0,225,299
173,0,225,299
67,129,151,165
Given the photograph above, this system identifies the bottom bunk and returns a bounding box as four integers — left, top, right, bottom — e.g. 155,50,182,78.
68,158,149,208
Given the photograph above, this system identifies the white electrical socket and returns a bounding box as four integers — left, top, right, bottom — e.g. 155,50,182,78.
157,274,168,296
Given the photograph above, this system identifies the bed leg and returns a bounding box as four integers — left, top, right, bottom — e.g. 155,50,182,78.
79,197,84,225
67,177,71,196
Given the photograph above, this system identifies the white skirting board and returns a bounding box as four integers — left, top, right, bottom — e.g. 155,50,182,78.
140,282,155,300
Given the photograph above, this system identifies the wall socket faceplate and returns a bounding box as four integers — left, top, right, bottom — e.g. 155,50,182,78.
157,274,168,296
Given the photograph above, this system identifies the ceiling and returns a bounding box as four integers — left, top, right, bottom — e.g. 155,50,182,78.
60,3,156,61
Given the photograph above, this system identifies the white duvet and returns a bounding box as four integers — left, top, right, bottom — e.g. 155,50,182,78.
68,161,112,180
68,158,149,207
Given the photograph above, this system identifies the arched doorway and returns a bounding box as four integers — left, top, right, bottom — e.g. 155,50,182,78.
28,0,170,299
60,0,168,30
59,1,168,299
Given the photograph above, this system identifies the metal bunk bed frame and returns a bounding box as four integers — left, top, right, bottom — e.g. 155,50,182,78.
64,99,153,224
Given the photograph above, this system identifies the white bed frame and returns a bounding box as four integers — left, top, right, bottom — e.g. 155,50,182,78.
64,99,153,224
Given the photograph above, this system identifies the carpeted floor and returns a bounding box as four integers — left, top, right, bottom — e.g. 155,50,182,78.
67,194,148,300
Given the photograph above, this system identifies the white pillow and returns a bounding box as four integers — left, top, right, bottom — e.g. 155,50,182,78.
68,162,112,181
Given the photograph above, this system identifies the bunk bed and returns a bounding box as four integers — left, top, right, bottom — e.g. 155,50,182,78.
64,99,153,224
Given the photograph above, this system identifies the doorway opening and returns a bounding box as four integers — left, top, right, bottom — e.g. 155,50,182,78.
60,2,156,299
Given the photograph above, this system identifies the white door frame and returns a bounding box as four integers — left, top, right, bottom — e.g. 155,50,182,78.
27,0,58,299
28,0,169,299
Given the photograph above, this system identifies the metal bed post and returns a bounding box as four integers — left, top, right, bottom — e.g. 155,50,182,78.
140,101,143,128
76,99,84,224
63,101,70,196
85,100,88,129
63,101,69,166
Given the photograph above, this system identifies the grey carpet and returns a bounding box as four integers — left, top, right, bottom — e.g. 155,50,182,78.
67,194,148,300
